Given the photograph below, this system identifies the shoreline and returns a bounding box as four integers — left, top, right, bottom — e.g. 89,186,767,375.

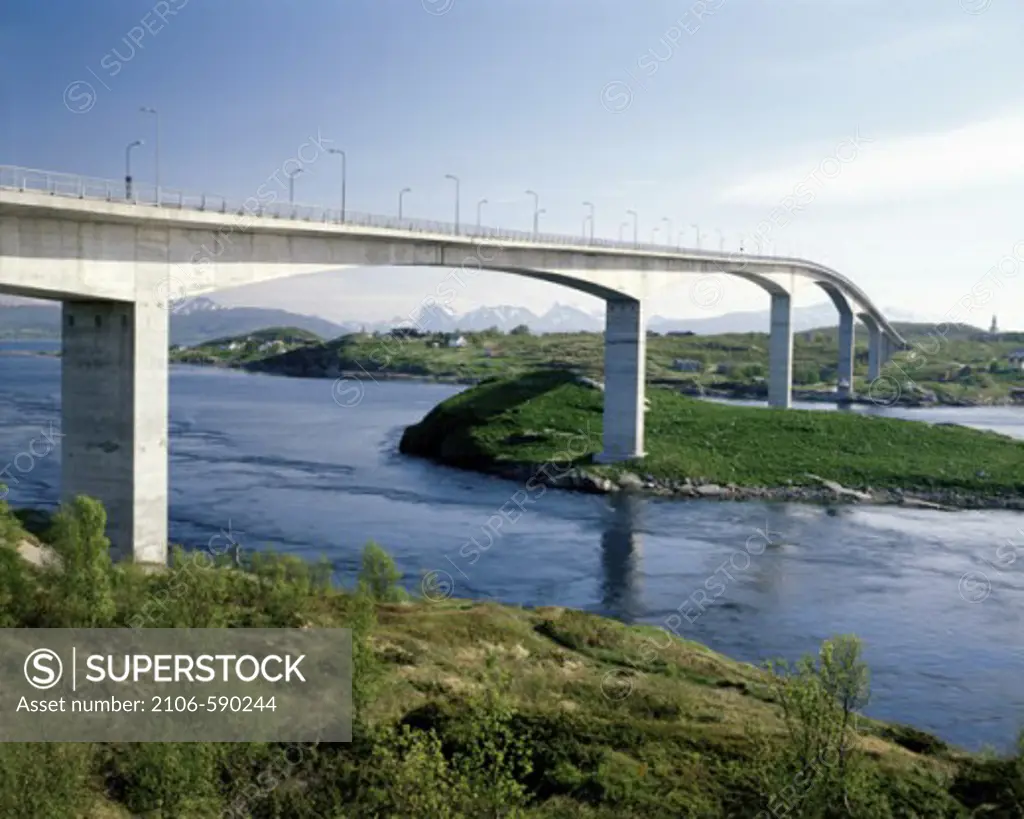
430,456,1024,512
190,358,1023,407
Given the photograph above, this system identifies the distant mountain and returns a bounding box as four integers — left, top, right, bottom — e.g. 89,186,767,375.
0,297,356,346
648,304,925,335
166,298,357,346
535,303,604,333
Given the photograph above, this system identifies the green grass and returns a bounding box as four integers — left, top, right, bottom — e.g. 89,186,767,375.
0,497,1022,816
400,370,1024,495
171,321,1024,403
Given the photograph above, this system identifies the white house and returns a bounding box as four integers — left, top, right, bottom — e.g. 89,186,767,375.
1008,350,1024,371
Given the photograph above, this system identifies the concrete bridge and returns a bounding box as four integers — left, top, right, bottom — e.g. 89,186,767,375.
0,165,905,563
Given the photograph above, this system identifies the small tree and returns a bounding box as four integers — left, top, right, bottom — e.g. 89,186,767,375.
752,635,883,817
509,324,531,336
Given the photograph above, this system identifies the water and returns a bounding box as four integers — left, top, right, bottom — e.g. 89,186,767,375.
1,340,1023,751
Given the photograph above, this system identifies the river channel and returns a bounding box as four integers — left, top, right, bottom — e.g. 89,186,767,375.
1,340,1022,751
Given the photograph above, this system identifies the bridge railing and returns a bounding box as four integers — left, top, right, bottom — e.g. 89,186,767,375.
0,164,771,259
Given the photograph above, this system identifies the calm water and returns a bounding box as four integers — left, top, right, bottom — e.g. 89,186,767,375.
2,340,1023,751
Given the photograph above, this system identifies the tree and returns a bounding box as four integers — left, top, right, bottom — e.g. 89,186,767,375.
509,324,531,336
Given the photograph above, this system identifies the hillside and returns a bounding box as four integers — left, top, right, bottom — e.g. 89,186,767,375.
0,499,1022,817
186,322,1024,405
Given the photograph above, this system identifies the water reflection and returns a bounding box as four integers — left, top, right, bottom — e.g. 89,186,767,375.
599,493,644,623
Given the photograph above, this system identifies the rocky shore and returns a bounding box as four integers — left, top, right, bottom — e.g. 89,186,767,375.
478,461,1024,511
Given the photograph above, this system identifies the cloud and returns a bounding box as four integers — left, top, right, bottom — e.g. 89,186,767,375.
717,112,1024,206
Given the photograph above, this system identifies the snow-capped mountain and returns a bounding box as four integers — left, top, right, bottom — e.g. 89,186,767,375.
172,296,224,316
535,303,603,333
381,302,604,333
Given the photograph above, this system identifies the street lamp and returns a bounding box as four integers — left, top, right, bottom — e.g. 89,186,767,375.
125,139,144,201
445,174,460,234
526,190,539,235
651,226,660,245
398,187,411,219
327,147,346,221
583,201,594,241
715,228,725,251
661,217,672,246
287,167,304,205
476,198,488,228
626,209,638,246
691,223,701,249
619,221,629,241
739,235,746,253
139,106,159,202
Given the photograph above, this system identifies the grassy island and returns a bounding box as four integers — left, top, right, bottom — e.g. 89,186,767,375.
400,371,1024,509
0,498,1023,817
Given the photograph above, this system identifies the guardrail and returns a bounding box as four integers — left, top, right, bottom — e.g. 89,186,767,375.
0,164,770,259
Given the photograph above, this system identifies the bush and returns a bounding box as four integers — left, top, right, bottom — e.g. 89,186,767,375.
750,636,890,817
40,497,117,627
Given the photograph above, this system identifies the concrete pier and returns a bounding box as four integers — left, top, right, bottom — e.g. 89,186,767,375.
864,316,882,381
768,292,793,408
61,301,168,564
597,299,645,462
837,307,855,401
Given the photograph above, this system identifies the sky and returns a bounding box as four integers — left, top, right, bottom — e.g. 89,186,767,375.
2,0,1023,327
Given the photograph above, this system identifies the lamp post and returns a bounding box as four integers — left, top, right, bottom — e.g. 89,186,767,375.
125,139,144,201
139,106,159,202
661,217,672,247
525,190,539,235
691,223,701,249
651,226,660,245
287,167,304,205
739,235,746,253
536,208,546,233
626,209,638,247
715,228,725,252
583,201,594,241
445,174,460,234
619,221,629,241
476,198,488,228
327,147,346,221
398,187,411,219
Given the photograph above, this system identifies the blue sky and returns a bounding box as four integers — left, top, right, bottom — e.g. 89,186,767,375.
2,0,1023,326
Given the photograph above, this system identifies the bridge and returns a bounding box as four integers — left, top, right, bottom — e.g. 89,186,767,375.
0,165,905,564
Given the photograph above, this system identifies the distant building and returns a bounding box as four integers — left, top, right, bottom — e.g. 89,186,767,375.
671,358,702,372
991,315,999,334
447,335,467,348
1008,350,1024,370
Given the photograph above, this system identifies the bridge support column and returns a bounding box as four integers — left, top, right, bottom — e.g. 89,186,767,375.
596,299,645,462
768,292,792,408
881,334,894,366
837,308,855,401
61,300,168,564
867,323,882,380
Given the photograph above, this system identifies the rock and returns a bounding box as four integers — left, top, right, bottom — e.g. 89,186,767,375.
804,473,873,502
617,472,644,491
900,497,948,510
695,484,725,497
